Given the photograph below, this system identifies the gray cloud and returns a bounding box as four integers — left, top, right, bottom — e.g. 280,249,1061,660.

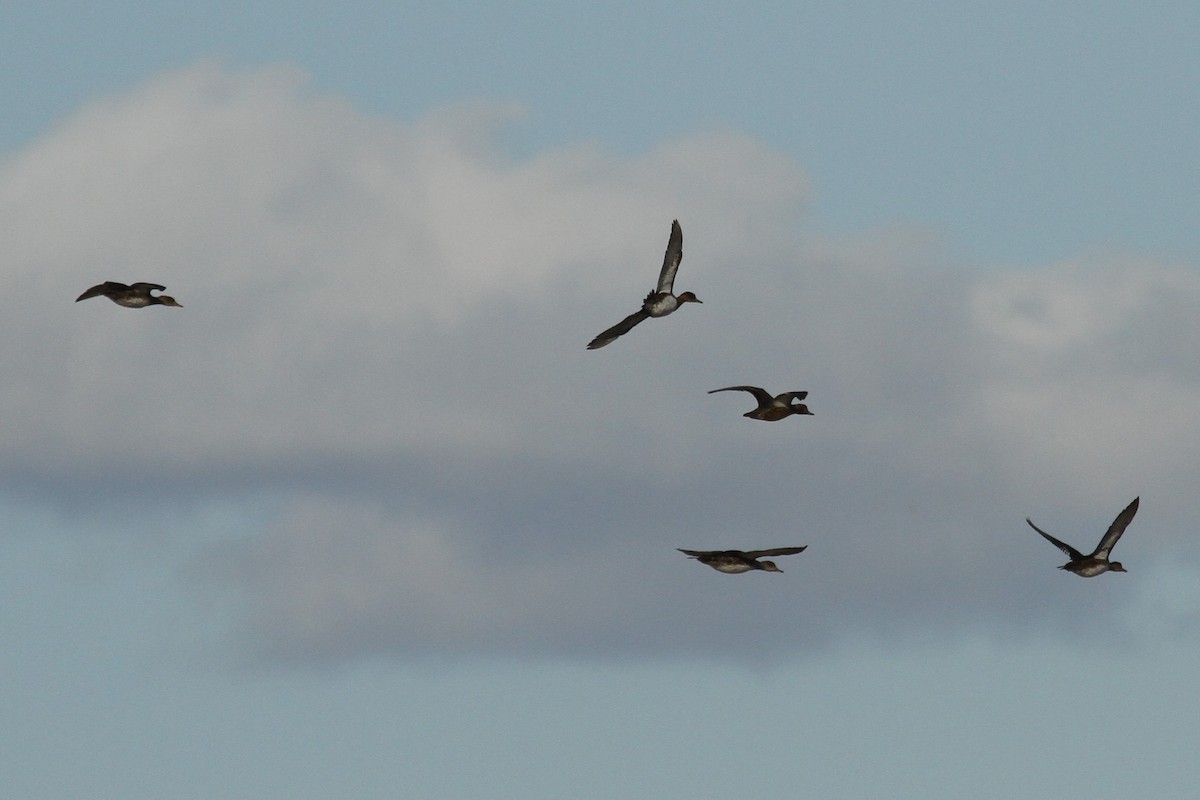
6,63,1199,663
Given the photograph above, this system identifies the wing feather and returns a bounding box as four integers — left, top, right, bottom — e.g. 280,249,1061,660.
708,385,774,405
1027,519,1085,561
1094,497,1139,558
587,309,650,349
742,546,807,559
655,220,683,294
76,281,128,302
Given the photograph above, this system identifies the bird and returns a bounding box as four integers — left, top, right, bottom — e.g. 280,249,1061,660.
708,386,813,421
678,547,807,574
587,219,700,349
76,282,183,308
1026,497,1139,577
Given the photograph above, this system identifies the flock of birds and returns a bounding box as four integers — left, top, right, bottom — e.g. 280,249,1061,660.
582,219,1142,577
76,220,1142,578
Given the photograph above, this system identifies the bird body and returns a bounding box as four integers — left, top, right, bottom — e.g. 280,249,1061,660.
708,386,812,421
678,547,807,574
76,282,182,308
587,220,700,349
1027,497,1139,577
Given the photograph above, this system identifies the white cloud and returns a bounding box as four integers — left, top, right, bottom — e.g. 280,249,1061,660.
969,259,1200,505
6,63,1199,662
1,61,809,478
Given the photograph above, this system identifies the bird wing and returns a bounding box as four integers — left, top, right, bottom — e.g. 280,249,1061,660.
587,309,650,349
708,385,774,405
677,549,714,558
655,219,684,294
1094,497,1139,558
76,281,128,302
775,391,809,404
1026,519,1085,561
742,546,807,559
128,282,167,293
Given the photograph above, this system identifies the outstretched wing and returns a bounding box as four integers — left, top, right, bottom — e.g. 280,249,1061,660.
655,220,684,294
742,546,807,559
587,309,650,349
76,281,128,302
128,282,167,293
775,391,809,404
708,385,774,405
1094,497,1139,558
1026,519,1084,561
677,548,714,558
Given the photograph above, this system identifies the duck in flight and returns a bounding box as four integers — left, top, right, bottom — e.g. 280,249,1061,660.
587,219,700,349
708,386,813,421
76,282,183,308
678,547,807,574
1026,497,1139,577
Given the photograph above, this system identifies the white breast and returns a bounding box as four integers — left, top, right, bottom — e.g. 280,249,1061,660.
646,295,679,317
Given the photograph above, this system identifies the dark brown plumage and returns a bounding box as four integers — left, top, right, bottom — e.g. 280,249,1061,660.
678,547,807,574
1026,497,1139,577
588,220,700,349
708,386,813,421
76,282,182,308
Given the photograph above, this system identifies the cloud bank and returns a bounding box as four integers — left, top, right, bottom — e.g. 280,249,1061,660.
5,63,1198,663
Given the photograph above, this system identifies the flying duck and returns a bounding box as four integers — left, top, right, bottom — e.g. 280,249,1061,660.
587,219,700,349
76,282,183,308
708,386,813,421
1026,497,1139,577
678,547,807,574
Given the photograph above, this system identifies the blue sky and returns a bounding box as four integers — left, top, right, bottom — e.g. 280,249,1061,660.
3,3,1199,798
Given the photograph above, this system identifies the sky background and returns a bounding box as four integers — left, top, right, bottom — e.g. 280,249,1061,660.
2,2,1199,798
